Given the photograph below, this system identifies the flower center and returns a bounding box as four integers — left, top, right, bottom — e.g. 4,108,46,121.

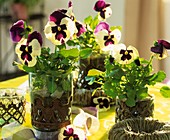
100,102,104,105
125,50,128,55
69,136,73,140
58,26,61,31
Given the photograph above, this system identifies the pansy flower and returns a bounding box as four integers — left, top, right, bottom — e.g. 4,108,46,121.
15,31,42,67
94,22,121,51
44,10,76,45
93,97,111,112
151,39,170,59
58,125,87,140
10,20,25,43
110,44,139,64
66,1,86,37
94,0,112,20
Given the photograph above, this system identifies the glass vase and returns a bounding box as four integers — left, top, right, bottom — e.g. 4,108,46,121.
29,73,73,132
73,54,106,106
115,96,154,123
76,54,105,90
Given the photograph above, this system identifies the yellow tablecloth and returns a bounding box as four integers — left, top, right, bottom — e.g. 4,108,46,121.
0,75,170,140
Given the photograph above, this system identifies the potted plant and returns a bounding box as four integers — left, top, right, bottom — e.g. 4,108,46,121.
0,0,42,19
9,1,86,139
87,39,170,122
68,0,121,108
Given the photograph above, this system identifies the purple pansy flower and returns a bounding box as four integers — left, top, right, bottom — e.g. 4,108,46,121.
63,127,79,140
110,44,139,64
151,39,170,59
44,10,76,45
66,1,86,37
93,97,111,112
15,31,42,67
94,22,121,51
94,0,112,20
58,125,87,140
10,20,25,43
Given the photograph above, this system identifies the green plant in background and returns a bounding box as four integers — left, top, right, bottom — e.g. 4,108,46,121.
87,40,170,107
0,0,42,9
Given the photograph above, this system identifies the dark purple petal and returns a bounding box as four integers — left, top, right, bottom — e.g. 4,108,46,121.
64,137,69,140
109,56,115,64
73,134,79,140
151,45,163,57
99,104,104,108
19,45,33,64
134,59,140,66
120,49,133,61
56,32,66,41
27,31,43,46
94,22,110,34
20,45,27,52
75,21,86,37
105,39,114,46
97,98,103,103
158,39,170,49
94,0,107,11
10,20,25,42
68,1,73,8
100,11,105,19
103,98,109,108
50,10,67,25
14,20,25,27
63,128,74,136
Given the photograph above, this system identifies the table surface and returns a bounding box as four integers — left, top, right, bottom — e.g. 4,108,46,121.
0,75,170,140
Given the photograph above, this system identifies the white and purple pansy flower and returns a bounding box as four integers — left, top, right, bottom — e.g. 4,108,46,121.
94,22,121,51
58,125,87,140
110,44,139,64
94,0,112,20
10,20,25,43
66,1,86,37
151,39,170,59
44,10,76,45
93,97,111,112
15,31,42,67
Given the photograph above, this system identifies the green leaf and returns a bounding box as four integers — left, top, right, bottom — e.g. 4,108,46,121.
47,79,57,94
23,65,35,73
104,88,117,99
160,86,170,98
149,71,166,83
137,92,148,100
80,48,92,59
90,15,99,30
127,91,135,99
60,48,79,58
87,69,104,76
62,80,71,91
84,16,93,25
85,76,96,85
125,97,136,107
118,94,127,100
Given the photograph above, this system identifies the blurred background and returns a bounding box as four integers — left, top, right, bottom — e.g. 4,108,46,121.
0,0,170,81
